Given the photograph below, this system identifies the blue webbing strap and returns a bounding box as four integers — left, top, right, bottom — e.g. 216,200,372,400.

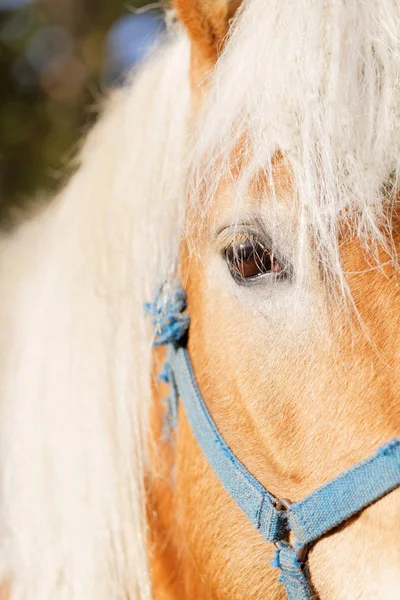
167,344,400,600
288,438,400,545
147,288,400,600
168,344,287,543
273,542,314,600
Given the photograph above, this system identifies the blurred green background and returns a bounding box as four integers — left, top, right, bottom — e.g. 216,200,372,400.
0,0,164,215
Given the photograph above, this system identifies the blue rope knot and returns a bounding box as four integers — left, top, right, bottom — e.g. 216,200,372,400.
272,542,313,598
145,285,189,438
145,286,190,346
272,542,302,574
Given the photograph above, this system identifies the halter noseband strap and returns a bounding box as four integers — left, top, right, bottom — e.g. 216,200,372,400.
146,287,400,600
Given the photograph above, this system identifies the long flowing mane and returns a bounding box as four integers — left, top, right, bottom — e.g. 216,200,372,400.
0,1,399,598
0,29,190,600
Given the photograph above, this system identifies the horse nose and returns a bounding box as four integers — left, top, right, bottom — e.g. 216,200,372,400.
309,487,400,599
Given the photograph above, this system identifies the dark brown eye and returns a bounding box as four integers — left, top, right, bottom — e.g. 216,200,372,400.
224,239,283,281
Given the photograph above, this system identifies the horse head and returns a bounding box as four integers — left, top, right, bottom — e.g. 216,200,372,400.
149,1,400,598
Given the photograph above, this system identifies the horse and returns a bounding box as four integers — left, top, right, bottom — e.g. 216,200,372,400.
0,0,400,598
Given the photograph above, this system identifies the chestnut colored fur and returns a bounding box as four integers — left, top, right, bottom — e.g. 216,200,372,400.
148,1,400,598
174,0,241,63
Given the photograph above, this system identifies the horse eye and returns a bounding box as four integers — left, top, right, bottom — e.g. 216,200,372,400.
224,239,283,282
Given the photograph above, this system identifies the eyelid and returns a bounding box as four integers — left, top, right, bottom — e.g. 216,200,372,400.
215,222,270,250
215,228,260,254
215,224,284,263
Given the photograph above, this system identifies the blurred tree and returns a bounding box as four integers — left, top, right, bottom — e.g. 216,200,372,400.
0,0,160,215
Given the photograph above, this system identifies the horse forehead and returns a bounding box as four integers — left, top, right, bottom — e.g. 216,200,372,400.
205,157,298,233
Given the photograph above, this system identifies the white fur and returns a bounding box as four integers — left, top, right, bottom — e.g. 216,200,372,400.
0,1,400,598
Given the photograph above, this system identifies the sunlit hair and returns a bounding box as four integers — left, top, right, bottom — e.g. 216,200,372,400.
0,28,190,600
188,0,400,294
0,1,399,599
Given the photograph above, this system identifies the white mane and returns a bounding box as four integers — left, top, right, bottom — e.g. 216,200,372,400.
0,30,190,600
0,1,399,599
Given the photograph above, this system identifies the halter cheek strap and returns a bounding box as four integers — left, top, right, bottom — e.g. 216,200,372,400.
168,344,400,599
146,288,400,600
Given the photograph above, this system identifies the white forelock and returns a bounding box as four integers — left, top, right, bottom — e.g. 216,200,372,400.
189,0,400,288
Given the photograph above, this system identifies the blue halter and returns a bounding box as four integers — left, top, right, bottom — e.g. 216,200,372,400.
146,287,400,600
